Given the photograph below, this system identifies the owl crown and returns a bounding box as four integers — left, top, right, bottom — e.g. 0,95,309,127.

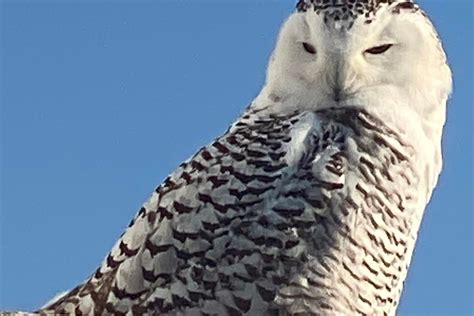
296,0,417,17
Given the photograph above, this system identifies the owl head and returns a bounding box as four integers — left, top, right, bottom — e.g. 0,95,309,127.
263,0,452,137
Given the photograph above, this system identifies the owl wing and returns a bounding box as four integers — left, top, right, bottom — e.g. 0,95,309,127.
39,107,415,315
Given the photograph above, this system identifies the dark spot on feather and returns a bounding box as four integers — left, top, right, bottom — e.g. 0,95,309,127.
144,239,172,256
221,165,234,174
106,254,122,269
173,201,193,214
231,152,246,161
142,267,160,282
247,149,266,158
263,162,287,172
244,264,260,278
256,284,276,302
172,229,187,243
225,305,243,316
234,295,252,313
111,286,144,300
226,135,239,145
119,241,139,257
94,268,103,279
132,305,147,316
268,152,285,161
200,150,213,161
265,237,284,248
229,189,245,200
203,280,217,291
306,198,324,209
172,295,191,308
212,141,230,154
147,211,157,224
207,176,229,188
285,239,300,249
273,207,304,217
157,207,173,220
180,171,192,184
243,185,275,196
191,160,205,171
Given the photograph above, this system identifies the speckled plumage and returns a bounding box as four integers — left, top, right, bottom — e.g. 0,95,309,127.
32,0,451,315
296,0,420,28
296,0,417,15
38,107,418,316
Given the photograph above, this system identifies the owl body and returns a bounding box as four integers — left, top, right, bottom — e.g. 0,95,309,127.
41,105,432,315
38,1,452,315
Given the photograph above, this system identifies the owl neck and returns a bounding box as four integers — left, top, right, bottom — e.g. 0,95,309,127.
251,83,446,201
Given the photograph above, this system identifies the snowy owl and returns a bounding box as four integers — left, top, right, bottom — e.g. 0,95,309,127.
35,0,451,315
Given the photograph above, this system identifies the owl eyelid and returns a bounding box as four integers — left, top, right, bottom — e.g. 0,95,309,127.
302,42,317,55
365,43,394,55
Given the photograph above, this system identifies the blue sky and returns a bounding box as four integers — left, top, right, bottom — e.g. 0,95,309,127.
1,1,472,314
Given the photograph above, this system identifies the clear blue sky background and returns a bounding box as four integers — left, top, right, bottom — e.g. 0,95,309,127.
1,1,472,314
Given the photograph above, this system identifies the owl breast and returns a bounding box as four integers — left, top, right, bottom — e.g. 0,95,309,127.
273,108,422,316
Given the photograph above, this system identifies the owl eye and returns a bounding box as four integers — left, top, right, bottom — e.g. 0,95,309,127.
302,42,317,55
365,44,393,55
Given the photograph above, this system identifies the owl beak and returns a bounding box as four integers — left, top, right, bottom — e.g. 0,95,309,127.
325,54,356,103
331,59,344,102
333,86,342,102
332,85,356,103
332,62,356,102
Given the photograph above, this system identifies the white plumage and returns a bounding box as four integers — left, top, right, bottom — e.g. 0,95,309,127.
33,0,451,315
